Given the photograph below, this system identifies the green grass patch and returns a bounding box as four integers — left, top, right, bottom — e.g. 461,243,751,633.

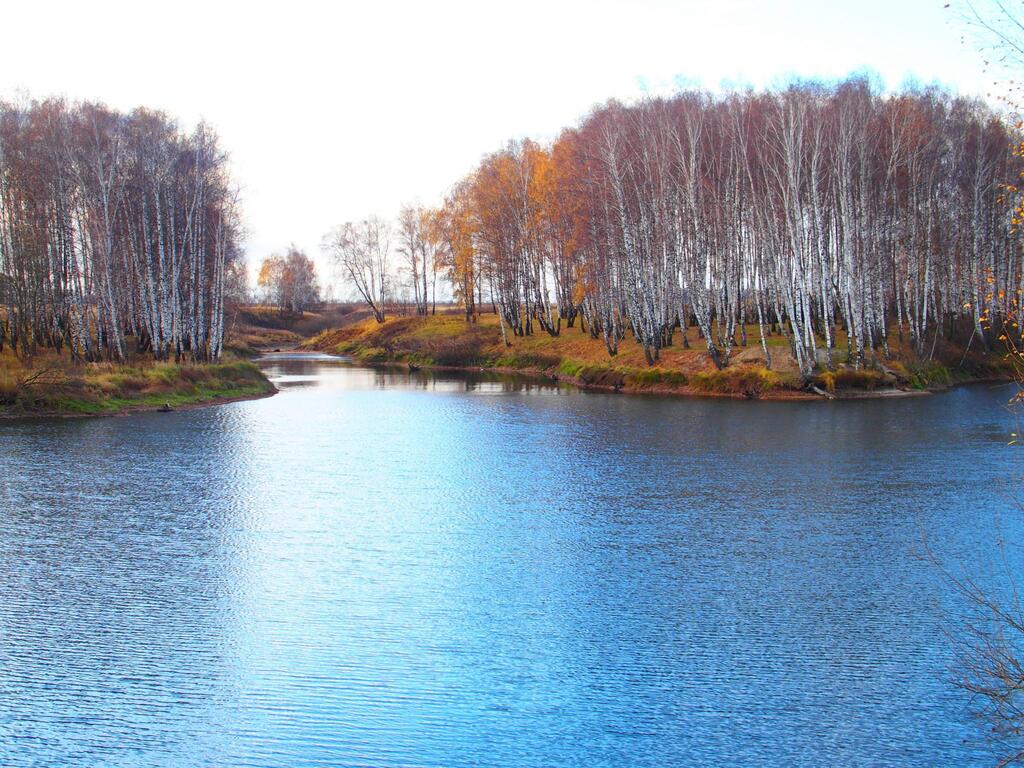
557,359,586,378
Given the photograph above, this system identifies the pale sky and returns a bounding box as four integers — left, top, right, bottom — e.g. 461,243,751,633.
0,0,997,286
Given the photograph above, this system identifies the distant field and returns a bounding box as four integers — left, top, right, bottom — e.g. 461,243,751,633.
224,303,464,355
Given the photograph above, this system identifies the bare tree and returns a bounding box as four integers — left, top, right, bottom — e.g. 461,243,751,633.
323,216,391,322
396,205,431,315
257,247,319,314
953,0,1024,101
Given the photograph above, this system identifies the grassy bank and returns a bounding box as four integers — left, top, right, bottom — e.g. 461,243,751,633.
303,313,1013,399
0,350,276,417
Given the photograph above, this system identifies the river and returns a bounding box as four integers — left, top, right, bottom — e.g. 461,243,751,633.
0,354,1020,766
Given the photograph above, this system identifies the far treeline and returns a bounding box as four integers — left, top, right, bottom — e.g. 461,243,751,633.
339,77,1023,375
0,99,242,363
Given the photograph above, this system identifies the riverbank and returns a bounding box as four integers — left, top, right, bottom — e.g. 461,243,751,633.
0,350,276,418
302,314,1013,400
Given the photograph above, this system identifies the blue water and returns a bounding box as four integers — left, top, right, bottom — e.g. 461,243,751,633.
0,358,1020,766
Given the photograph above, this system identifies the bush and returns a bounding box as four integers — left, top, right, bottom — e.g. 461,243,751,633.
813,368,887,392
906,361,952,390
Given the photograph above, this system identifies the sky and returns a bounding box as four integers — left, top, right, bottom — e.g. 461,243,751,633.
0,0,999,289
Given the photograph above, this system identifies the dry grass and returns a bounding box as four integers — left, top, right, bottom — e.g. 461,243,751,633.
0,348,273,416
224,304,372,355
691,366,796,396
302,314,797,396
302,311,1013,398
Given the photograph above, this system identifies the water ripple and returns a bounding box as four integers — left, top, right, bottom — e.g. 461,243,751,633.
0,362,1016,766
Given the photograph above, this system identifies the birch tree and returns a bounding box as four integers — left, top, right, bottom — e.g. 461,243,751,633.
323,216,391,322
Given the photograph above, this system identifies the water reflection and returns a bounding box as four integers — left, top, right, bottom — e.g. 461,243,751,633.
260,354,570,396
0,362,1018,766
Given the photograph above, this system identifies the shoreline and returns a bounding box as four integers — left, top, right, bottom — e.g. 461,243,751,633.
0,386,278,421
371,359,1001,401
297,314,1018,402
276,347,1006,402
0,356,278,421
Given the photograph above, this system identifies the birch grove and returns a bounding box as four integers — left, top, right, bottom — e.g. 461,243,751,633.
0,99,241,362
427,78,1023,372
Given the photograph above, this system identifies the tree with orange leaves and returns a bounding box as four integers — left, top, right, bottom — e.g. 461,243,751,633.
430,184,477,324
